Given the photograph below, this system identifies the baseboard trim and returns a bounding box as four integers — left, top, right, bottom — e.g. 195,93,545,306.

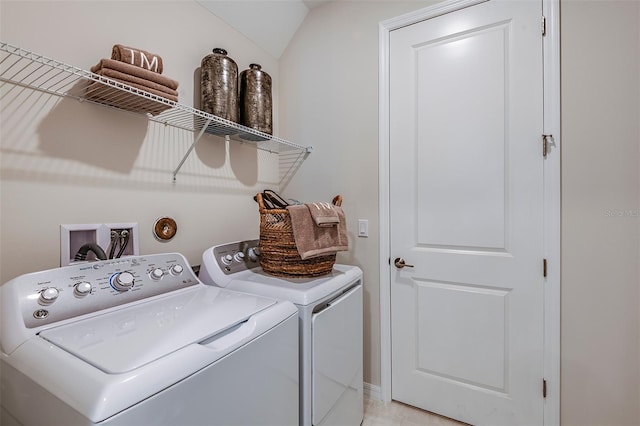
364,382,382,401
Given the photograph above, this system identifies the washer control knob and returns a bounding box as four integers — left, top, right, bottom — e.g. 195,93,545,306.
170,264,184,275
247,247,260,262
74,282,92,297
150,268,164,280
234,252,245,262
39,287,59,304
221,254,233,266
112,272,135,292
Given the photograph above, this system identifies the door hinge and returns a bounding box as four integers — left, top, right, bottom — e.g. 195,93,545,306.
542,134,552,158
541,16,547,36
543,379,547,398
543,258,548,278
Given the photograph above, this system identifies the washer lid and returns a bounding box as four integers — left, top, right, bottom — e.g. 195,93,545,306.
38,286,275,374
226,264,363,306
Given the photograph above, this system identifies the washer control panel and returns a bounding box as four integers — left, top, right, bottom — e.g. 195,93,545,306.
212,239,261,275
12,253,199,328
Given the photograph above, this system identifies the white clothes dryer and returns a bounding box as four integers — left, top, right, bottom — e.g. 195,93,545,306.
199,240,363,426
0,253,298,426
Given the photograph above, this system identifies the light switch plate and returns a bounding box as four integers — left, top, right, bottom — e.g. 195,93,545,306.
358,219,369,237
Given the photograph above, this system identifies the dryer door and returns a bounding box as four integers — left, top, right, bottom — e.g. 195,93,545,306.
312,285,363,426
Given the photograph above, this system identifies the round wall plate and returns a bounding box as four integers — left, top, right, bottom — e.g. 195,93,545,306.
153,217,177,242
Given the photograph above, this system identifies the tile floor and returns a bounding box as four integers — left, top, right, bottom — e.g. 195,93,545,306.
362,397,467,426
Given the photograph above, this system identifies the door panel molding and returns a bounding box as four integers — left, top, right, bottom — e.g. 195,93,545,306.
378,0,560,424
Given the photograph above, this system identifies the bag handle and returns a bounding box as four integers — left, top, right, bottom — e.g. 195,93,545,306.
255,193,275,210
255,192,343,210
263,190,289,209
254,193,269,209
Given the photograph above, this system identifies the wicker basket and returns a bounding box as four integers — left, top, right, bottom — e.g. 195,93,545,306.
256,193,342,278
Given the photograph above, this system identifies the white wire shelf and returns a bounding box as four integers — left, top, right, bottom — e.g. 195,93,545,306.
0,42,312,181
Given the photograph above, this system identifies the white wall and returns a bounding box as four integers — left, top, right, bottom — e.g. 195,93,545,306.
561,1,640,424
279,0,435,388
0,1,281,282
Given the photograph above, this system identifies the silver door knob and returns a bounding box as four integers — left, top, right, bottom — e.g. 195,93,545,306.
394,258,414,269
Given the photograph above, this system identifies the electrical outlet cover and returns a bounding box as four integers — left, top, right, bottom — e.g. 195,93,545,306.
60,224,102,266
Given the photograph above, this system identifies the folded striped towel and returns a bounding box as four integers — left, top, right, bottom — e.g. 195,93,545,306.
85,81,173,116
112,44,163,74
90,59,178,90
90,73,179,103
93,68,178,98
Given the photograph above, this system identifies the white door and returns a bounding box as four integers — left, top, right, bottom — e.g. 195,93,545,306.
389,1,544,425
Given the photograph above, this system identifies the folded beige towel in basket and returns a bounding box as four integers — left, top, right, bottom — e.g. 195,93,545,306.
287,204,348,260
307,202,340,227
111,44,164,74
91,59,179,90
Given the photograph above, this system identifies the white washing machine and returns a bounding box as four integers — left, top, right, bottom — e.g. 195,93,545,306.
0,252,299,426
199,240,363,426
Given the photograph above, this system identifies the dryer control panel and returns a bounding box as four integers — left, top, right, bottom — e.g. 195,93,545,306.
3,253,199,329
211,239,261,275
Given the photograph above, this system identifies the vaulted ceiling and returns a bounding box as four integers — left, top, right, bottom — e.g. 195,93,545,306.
197,0,329,58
